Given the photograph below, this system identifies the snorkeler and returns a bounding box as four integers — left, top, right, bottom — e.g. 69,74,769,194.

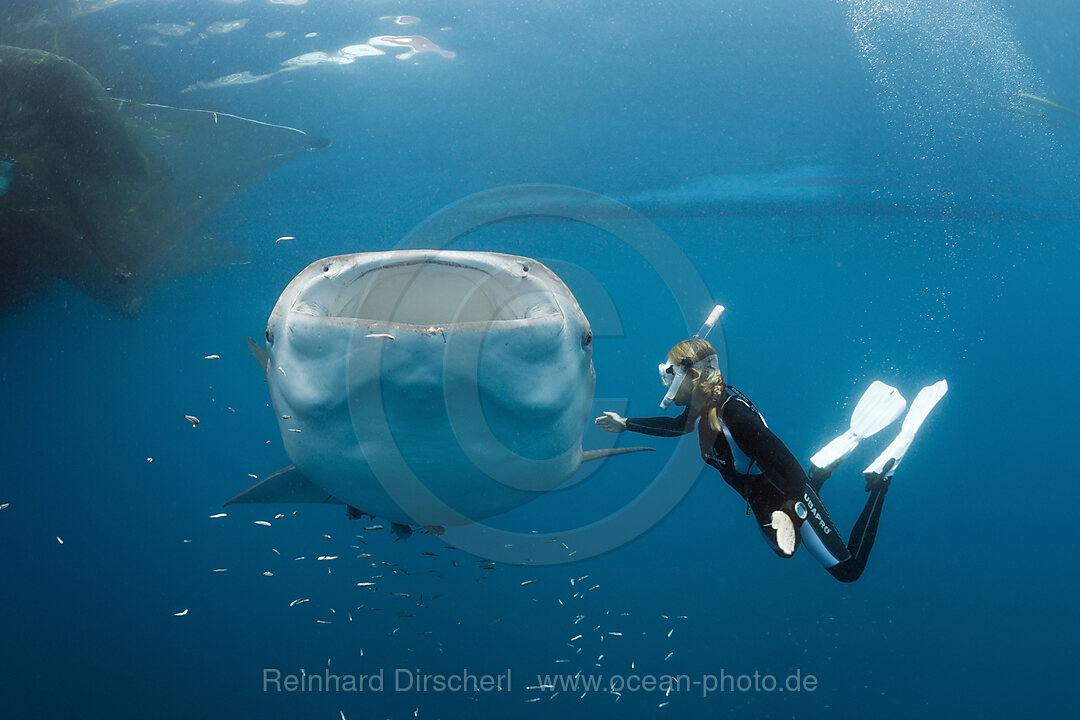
595,306,947,582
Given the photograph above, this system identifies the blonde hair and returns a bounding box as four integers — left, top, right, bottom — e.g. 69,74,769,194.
666,339,726,432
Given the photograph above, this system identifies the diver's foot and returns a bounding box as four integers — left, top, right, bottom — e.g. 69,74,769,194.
769,510,796,556
863,468,893,493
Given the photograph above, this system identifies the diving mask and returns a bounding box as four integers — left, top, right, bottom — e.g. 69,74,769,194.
657,304,725,409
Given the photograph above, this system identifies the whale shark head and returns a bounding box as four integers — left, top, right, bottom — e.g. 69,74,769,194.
261,250,596,525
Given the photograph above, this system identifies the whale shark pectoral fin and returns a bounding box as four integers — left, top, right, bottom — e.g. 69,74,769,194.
224,465,342,506
581,446,655,463
246,336,270,375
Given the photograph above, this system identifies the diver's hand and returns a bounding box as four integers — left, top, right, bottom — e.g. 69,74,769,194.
595,411,627,433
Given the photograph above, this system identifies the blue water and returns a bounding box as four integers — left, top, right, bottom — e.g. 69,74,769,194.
2,1,1078,718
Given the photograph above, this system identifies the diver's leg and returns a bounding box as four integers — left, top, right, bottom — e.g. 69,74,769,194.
825,478,890,583
795,483,853,569
808,460,839,493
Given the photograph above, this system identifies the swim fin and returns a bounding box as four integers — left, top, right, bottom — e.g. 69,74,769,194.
810,380,907,472
863,380,948,479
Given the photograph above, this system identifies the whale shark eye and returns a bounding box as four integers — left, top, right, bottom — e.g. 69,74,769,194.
265,328,274,344
583,330,592,348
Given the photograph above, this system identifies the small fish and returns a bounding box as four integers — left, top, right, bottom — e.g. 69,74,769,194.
275,236,295,243
247,473,258,479
570,634,582,642
263,571,274,577
184,415,200,425
357,582,377,588
203,354,220,360
212,568,227,573
56,536,64,544
667,628,674,638
253,520,272,527
1018,92,1080,117
608,632,623,637
274,513,284,520
392,592,411,598
365,333,396,340
364,525,384,531
288,428,302,433
520,579,539,586
0,503,9,511
316,620,332,624
209,513,227,519
664,652,673,661
174,609,189,616
146,457,153,463
289,598,310,607
317,556,339,561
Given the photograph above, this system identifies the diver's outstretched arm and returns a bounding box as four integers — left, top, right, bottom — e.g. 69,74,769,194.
623,406,695,437
594,411,628,433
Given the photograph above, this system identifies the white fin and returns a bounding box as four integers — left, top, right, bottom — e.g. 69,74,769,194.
864,380,948,478
811,381,906,469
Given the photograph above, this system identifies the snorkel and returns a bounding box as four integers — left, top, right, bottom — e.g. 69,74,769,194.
659,304,725,409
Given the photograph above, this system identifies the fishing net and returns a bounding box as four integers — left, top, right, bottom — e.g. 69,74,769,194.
0,45,326,315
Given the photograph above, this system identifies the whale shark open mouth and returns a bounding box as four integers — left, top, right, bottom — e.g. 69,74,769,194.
291,254,561,328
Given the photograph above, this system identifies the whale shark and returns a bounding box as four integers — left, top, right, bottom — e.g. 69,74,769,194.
226,250,650,527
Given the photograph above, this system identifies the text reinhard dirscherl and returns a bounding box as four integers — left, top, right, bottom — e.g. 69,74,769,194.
262,667,820,697
263,668,511,694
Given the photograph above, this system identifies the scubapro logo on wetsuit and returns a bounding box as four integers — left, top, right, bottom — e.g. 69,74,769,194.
802,493,830,534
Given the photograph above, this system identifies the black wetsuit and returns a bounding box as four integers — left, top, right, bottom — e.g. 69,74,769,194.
625,386,889,583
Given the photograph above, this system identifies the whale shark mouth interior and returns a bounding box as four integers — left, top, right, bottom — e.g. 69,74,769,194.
326,259,555,326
